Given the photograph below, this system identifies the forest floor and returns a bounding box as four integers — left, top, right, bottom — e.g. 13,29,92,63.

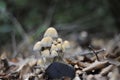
0,27,120,80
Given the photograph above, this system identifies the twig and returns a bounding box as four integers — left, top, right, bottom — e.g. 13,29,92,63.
5,10,29,41
88,45,100,61
67,48,106,58
4,10,32,57
80,48,106,56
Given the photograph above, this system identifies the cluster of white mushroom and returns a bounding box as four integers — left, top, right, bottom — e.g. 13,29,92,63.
33,27,70,60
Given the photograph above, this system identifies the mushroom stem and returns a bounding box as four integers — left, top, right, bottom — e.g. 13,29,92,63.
88,45,100,61
42,57,46,66
53,50,63,62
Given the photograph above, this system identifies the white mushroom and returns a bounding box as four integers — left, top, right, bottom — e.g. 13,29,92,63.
44,27,58,39
51,50,58,57
36,58,44,66
53,40,57,45
57,38,63,43
41,49,50,57
62,40,71,52
50,44,58,51
41,37,53,47
56,43,62,51
33,41,41,51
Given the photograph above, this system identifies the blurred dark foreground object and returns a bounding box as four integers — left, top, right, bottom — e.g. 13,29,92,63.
45,62,75,80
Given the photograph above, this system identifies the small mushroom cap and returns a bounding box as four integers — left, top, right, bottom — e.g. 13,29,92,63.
37,58,44,66
56,43,62,51
44,27,58,38
41,49,50,57
33,41,41,51
41,37,53,47
51,50,58,57
62,40,71,52
62,40,71,48
57,38,63,43
53,40,57,45
50,44,58,51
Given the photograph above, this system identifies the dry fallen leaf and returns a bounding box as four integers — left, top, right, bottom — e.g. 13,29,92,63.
108,68,120,80
100,65,114,76
82,60,108,72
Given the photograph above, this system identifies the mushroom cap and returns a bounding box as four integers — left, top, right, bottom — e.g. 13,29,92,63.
57,38,63,43
41,49,50,57
62,40,71,52
37,58,44,66
50,44,58,51
44,27,58,39
33,41,41,51
41,37,53,47
53,40,57,45
56,43,62,51
51,50,58,57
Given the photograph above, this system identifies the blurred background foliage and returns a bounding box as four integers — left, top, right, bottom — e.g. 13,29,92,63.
0,0,120,56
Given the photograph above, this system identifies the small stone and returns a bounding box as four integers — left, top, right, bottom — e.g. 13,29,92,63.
45,62,75,79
